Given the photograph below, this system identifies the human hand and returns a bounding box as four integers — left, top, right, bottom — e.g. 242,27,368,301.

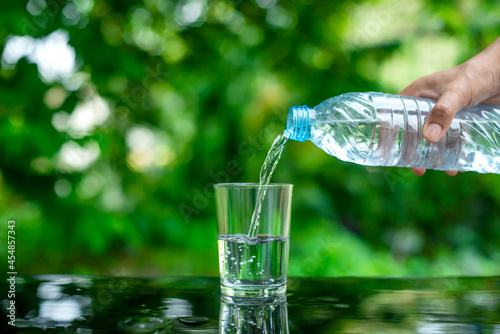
399,37,500,176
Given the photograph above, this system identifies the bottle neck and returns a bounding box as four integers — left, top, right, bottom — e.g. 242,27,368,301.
286,105,314,142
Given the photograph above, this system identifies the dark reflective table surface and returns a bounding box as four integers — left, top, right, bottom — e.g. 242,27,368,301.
2,275,500,333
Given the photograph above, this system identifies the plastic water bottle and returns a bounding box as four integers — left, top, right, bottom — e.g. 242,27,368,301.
285,92,500,174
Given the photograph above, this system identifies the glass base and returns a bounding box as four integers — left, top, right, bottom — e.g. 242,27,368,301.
221,294,286,305
221,283,286,298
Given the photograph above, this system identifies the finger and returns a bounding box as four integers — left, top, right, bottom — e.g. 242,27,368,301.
412,168,426,176
445,170,458,176
399,77,428,96
482,92,500,105
399,75,442,99
423,89,469,142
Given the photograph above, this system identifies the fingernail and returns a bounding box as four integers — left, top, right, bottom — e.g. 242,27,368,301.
425,123,442,142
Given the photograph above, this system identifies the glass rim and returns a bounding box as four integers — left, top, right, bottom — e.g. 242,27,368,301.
214,183,293,189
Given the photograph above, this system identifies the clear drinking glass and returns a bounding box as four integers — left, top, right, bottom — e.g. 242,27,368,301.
215,183,293,298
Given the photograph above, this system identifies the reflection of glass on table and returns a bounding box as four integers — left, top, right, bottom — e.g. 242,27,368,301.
220,295,289,334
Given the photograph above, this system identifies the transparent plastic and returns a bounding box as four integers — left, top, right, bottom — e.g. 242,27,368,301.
286,92,500,173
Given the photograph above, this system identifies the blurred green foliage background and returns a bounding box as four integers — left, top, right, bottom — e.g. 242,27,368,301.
0,0,499,277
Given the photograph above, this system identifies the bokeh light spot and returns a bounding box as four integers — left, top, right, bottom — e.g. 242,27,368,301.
44,86,68,109
54,178,72,198
266,6,294,29
162,35,187,63
175,0,206,26
55,140,100,172
1,30,77,82
27,0,46,16
31,157,53,174
126,125,176,172
256,0,277,9
76,170,106,199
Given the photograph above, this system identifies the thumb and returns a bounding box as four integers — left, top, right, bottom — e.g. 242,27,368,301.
423,90,469,142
